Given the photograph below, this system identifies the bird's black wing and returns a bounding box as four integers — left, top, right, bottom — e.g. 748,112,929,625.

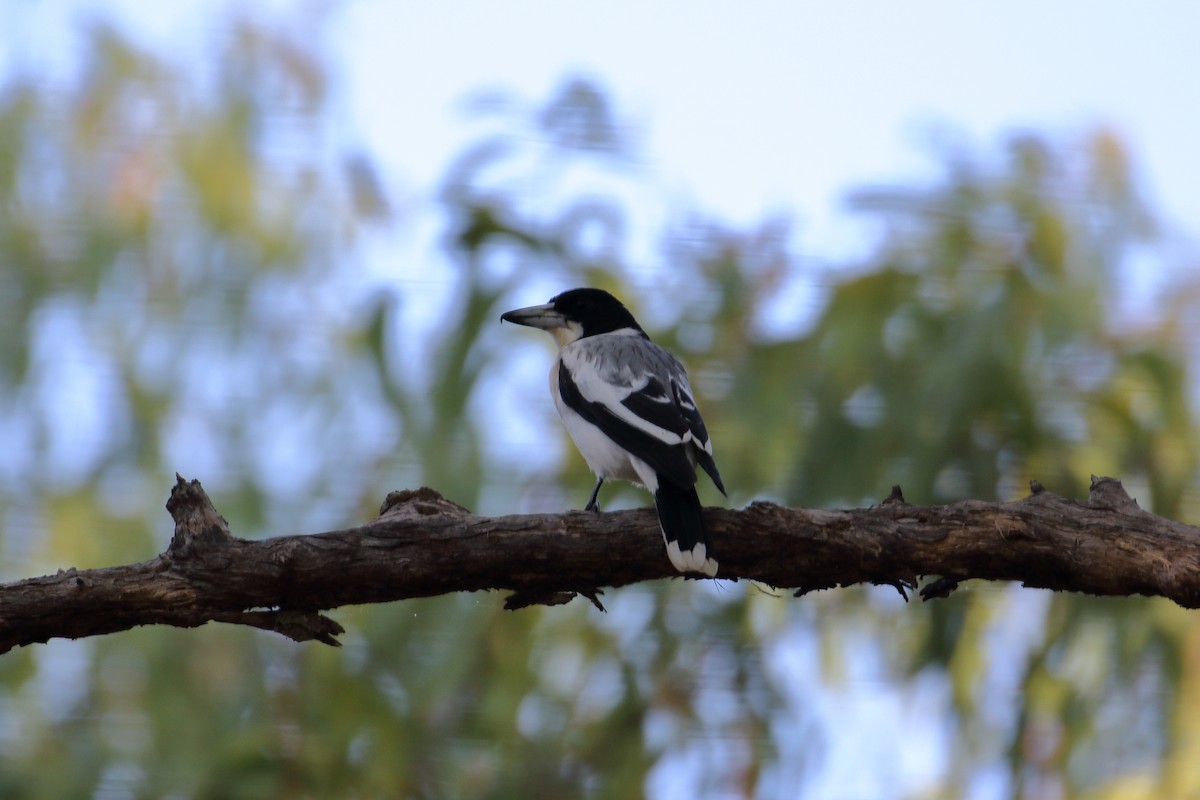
559,338,724,493
666,374,726,495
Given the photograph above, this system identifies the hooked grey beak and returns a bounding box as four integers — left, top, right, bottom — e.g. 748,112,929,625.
500,302,567,330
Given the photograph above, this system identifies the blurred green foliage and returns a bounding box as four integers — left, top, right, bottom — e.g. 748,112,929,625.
1,9,1199,800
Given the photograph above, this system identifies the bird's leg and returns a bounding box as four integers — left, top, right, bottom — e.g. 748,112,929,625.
584,478,604,512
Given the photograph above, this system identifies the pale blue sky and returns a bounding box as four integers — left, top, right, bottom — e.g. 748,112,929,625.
338,0,1200,260
14,1,1196,268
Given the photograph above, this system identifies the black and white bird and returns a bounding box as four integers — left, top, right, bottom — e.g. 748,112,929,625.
501,287,725,576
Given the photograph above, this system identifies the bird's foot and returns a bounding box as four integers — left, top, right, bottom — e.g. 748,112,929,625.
584,479,604,513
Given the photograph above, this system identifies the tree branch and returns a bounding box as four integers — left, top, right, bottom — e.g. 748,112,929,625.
1,474,1198,653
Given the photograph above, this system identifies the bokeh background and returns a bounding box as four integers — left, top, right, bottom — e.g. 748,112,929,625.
2,2,1200,798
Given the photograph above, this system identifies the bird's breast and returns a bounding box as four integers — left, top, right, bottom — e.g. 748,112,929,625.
551,357,649,487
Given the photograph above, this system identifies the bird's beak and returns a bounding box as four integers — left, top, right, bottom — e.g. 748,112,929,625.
500,302,567,330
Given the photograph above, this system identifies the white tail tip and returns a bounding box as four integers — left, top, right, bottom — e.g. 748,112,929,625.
665,539,718,577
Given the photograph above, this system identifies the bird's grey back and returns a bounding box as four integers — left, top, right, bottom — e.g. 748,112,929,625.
573,333,689,388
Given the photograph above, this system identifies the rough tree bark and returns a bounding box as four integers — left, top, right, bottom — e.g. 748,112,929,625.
1,474,1198,653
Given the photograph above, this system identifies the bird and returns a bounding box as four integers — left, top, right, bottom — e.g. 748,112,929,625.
501,287,726,576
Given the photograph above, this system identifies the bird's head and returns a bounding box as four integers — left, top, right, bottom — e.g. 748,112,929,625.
501,288,645,347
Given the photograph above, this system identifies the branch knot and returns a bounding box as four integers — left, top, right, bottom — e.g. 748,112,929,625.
166,474,234,558
378,487,471,519
1088,475,1140,511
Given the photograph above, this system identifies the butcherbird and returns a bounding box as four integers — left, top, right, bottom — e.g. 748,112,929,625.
501,288,726,576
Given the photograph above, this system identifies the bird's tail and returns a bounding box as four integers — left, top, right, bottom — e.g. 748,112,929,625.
654,479,718,577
